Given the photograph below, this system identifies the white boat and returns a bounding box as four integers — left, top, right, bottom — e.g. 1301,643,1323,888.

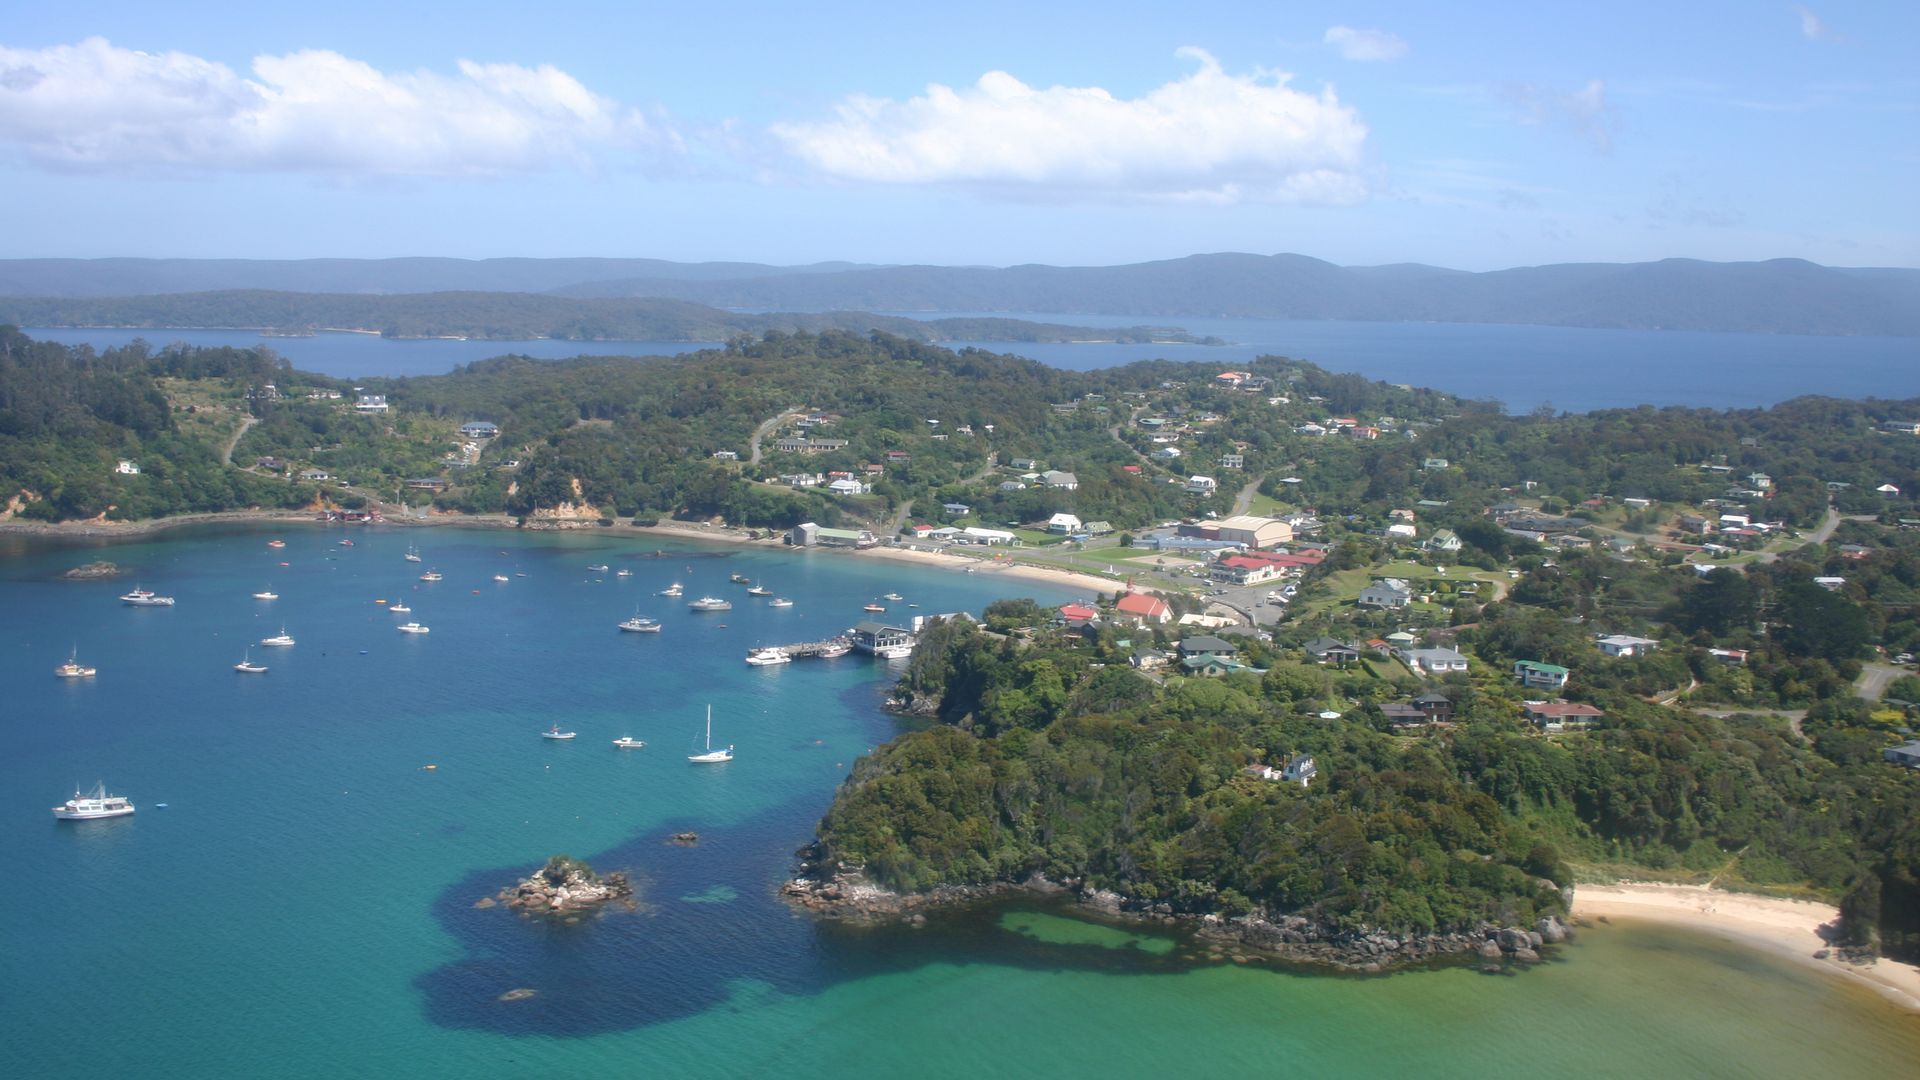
396,621,430,634
52,783,135,820
817,643,851,658
234,647,268,674
120,585,175,606
863,602,886,613
729,572,752,584
618,611,662,633
587,564,610,573
260,627,296,647
404,546,422,562
882,592,904,601
268,539,286,549
252,587,278,600
542,724,576,740
55,648,97,679
493,573,510,583
745,647,791,666
687,705,733,763
768,597,794,608
746,583,772,596
612,736,646,749
688,596,732,612
658,582,683,597
389,603,411,614
873,644,914,660
420,570,443,582
616,569,634,578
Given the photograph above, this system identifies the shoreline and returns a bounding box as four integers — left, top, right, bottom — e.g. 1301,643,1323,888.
1572,882,1920,1013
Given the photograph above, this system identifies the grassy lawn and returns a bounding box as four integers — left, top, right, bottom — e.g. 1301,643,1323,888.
1241,487,1295,518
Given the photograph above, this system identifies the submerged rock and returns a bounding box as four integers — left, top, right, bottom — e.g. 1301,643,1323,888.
62,561,120,580
497,988,537,1002
669,832,700,846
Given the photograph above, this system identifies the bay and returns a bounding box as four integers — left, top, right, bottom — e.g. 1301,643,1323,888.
4,525,1918,1078
26,317,1918,414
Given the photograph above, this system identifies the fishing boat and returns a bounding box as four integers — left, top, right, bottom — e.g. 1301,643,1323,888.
419,570,443,582
746,582,773,596
55,648,97,678
260,627,296,647
612,736,646,749
120,585,175,606
268,539,286,549
687,705,733,763
234,648,268,674
768,597,794,608
396,621,430,634
252,587,278,600
389,603,411,614
403,546,422,562
542,724,576,741
745,647,791,666
863,602,886,613
882,592,904,601
688,596,732,612
817,642,852,658
492,573,510,583
52,783,135,820
586,564,609,573
729,572,752,585
872,643,914,660
618,611,662,633
657,582,683,597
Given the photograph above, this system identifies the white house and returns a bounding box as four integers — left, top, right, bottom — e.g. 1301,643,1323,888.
1047,513,1084,534
114,460,141,475
1878,484,1902,496
1403,647,1469,675
827,478,869,495
961,526,1016,545
1428,529,1462,553
1152,447,1183,461
1515,661,1570,689
1040,470,1080,490
1596,634,1660,658
1358,578,1413,609
354,394,389,412
1185,475,1218,495
1385,522,1418,540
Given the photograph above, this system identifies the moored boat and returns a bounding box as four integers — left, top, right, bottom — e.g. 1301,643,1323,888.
746,583,772,596
542,724,576,740
687,705,733,763
729,572,752,584
745,647,791,666
688,596,732,612
396,621,430,634
404,546,422,562
268,539,286,549
817,643,852,658
493,573,510,583
252,587,278,600
657,582,683,597
618,611,662,632
612,736,646,749
120,585,175,606
260,626,295,647
768,597,794,608
420,570,443,582
234,647,268,674
587,564,609,573
882,592,904,601
389,603,411,613
55,648,97,678
53,783,135,820
863,602,886,613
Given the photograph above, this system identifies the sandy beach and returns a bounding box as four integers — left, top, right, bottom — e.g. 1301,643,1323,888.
1573,882,1920,1012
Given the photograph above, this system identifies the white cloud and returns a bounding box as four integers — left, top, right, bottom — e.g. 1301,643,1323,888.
768,48,1370,205
1795,6,1830,40
0,37,670,176
1502,79,1615,152
1323,26,1409,62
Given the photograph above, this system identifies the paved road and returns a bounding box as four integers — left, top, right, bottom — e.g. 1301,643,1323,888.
1755,506,1841,564
1231,477,1262,516
1857,662,1905,701
747,409,804,466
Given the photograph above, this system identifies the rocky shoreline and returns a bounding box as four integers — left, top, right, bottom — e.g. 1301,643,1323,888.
487,855,636,918
781,849,1570,973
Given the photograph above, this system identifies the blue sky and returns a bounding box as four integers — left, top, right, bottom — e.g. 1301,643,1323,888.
2,1,1914,269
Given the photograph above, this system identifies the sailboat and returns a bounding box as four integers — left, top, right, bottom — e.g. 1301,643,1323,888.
234,647,268,674
687,705,733,763
404,545,422,562
55,647,97,678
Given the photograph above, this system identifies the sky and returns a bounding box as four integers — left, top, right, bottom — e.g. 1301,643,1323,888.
1,1,1915,270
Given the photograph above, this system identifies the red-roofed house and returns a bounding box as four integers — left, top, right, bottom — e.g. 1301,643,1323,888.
1114,592,1173,625
1523,701,1605,730
1059,602,1099,625
1123,464,1142,474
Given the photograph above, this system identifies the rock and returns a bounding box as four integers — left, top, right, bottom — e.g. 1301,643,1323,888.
1527,931,1544,949
1535,916,1569,944
1497,927,1533,952
473,897,496,909
62,561,120,580
497,988,537,1002
1510,946,1541,964
670,832,699,846
1814,948,1832,960
1478,939,1505,960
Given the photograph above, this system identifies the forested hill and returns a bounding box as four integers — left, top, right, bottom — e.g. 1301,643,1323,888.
0,291,1212,345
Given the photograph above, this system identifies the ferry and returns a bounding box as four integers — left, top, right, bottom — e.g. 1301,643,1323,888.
260,627,296,647
419,570,443,582
55,648,97,678
396,621,431,634
688,596,732,612
120,586,175,606
745,647,791,666
542,725,576,741
618,613,663,633
768,597,794,608
53,783,135,820
657,582,684,597
612,736,646,749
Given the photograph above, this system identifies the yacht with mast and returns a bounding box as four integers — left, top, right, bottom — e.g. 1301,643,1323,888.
618,608,662,632
234,647,268,674
260,627,295,647
54,648,97,678
52,783,135,820
687,705,733,763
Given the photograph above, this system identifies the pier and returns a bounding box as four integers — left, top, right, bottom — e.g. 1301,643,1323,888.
758,636,853,659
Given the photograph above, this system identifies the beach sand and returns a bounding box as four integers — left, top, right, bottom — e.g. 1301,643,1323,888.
1572,882,1920,1012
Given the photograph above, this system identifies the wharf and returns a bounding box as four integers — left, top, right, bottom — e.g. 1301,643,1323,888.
763,636,853,659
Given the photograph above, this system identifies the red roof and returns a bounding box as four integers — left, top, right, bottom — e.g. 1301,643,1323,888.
1123,465,1142,474
1059,603,1098,621
1524,702,1605,718
1115,593,1170,618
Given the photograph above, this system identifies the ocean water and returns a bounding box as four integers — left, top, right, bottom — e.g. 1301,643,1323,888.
26,319,1918,413
4,525,1918,1078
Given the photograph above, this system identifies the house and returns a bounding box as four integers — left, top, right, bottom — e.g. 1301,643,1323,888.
1219,453,1245,470
114,460,140,475
1185,475,1218,495
1357,578,1414,609
1596,634,1660,658
298,468,331,482
1747,473,1772,490
941,502,972,515
1523,701,1605,731
789,522,876,548
1242,754,1315,787
1213,515,1293,549
1047,513,1084,534
1422,457,1450,470
1008,458,1040,471
1428,529,1462,553
908,524,934,539
1348,426,1381,440
1813,576,1847,591
1058,602,1099,625
1881,422,1920,436
999,481,1028,492
405,477,446,491
1879,484,1902,496
960,526,1016,545
1304,637,1360,664
1040,470,1079,490
459,421,499,439
1181,654,1265,678
885,450,912,463
849,621,915,656
1622,497,1652,510
1412,693,1454,722
827,479,869,495
711,450,739,461
1152,447,1183,461
1385,522,1418,540
1084,520,1115,536
1515,661,1571,690
1114,592,1173,625
354,394,389,412
1131,648,1171,671
1403,647,1469,675
254,456,283,471
1178,635,1238,659
1885,741,1920,769
1122,464,1142,475
1706,647,1749,665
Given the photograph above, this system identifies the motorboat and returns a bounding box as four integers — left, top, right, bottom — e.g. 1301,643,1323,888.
234,647,268,674
252,588,278,600
817,643,851,658
120,585,175,606
863,602,886,613
616,569,634,578
404,545,422,562
542,725,576,741
657,582,683,597
687,705,733,763
396,621,430,634
260,627,296,647
688,596,732,612
420,570,443,582
587,564,609,573
746,583,772,596
52,783,135,820
768,597,794,608
882,592,904,601
745,648,791,666
268,539,286,549
612,736,646,749
872,644,914,660
493,574,510,583
618,611,662,633
389,603,411,614
338,539,354,547
729,572,752,584
55,648,97,678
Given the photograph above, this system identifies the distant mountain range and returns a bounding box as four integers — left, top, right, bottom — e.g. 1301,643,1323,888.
3,253,1915,337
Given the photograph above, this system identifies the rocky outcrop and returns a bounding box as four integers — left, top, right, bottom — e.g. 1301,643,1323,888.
497,855,634,916
62,561,121,580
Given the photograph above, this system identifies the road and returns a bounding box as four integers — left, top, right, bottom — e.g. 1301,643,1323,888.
747,409,804,466
1857,662,1904,702
221,416,261,466
1231,477,1262,516
1754,506,1841,564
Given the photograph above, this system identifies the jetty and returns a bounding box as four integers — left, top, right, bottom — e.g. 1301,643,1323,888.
755,636,853,660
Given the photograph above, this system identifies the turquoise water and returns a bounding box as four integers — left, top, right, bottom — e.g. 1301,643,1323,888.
5,525,1918,1078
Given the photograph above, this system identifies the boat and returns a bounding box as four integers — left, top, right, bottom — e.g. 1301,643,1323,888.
268,539,286,549
396,621,430,634
55,648,97,679
234,647,268,674
616,568,634,578
768,597,794,608
729,572,752,584
746,583,772,596
389,603,411,614
586,564,609,573
745,647,791,666
817,642,852,658
873,643,914,660
419,570,443,582
657,582,683,597
618,611,662,633
612,736,646,749
52,783,135,820
542,724,576,741
260,627,296,647
882,592,904,601
688,596,732,612
253,587,278,600
493,573,510,583
338,539,354,547
120,586,175,606
687,705,733,763
404,546,422,562
863,602,886,613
